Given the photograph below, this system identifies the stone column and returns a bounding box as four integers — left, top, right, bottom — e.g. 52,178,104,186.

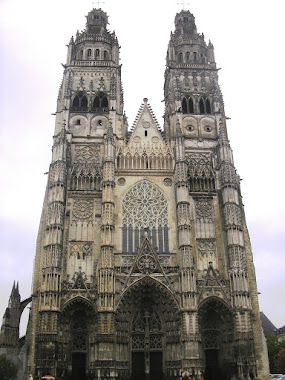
174,121,201,375
218,118,255,378
97,123,116,379
35,125,68,378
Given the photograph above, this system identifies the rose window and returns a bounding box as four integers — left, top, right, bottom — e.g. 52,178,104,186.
122,180,169,253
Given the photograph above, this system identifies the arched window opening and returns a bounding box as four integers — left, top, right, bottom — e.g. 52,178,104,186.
87,49,92,58
201,54,206,64
72,96,80,108
101,96,108,108
92,92,109,112
182,96,194,114
103,50,108,60
186,51,190,62
95,49,100,58
81,96,88,108
93,96,100,108
189,97,194,113
193,52,197,62
178,53,183,63
206,98,211,114
182,98,187,114
145,130,148,137
71,93,88,111
199,98,205,114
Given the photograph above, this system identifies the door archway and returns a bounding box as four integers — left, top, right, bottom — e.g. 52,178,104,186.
199,298,235,380
116,277,181,380
58,297,96,380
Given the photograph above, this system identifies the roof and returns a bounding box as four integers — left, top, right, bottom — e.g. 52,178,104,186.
260,311,277,333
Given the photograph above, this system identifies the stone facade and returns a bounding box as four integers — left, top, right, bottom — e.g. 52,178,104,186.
0,7,270,380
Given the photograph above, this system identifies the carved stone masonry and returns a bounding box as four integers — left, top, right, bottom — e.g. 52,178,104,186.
197,238,216,255
195,199,213,221
72,199,94,222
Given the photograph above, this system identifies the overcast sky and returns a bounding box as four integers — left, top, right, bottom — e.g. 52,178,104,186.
0,0,284,335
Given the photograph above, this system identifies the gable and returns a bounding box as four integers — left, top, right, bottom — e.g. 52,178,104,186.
128,98,165,146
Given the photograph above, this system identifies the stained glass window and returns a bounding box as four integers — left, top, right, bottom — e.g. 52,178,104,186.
122,180,169,253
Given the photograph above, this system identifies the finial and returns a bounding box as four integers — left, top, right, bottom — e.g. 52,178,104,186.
143,98,148,104
177,1,190,10
92,0,105,8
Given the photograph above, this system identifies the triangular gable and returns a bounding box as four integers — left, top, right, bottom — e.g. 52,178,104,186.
128,98,165,145
72,271,88,291
198,262,230,303
122,237,171,290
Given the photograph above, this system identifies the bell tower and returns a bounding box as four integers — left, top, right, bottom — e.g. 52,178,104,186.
164,10,223,140
164,10,269,380
56,8,126,138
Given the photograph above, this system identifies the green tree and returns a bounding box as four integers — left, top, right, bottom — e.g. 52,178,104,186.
266,332,280,372
274,347,285,373
0,354,18,380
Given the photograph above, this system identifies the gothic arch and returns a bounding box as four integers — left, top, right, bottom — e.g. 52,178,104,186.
182,96,194,114
58,296,96,380
199,97,212,114
116,275,179,313
116,276,181,379
71,92,89,111
92,91,109,112
61,295,96,314
198,297,236,380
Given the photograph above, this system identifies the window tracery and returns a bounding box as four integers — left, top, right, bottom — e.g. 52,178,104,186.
92,92,108,112
71,92,88,112
131,309,163,351
122,180,169,253
182,96,194,114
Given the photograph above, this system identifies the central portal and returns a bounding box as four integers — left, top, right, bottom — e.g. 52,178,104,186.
131,308,163,379
132,352,163,380
72,353,86,380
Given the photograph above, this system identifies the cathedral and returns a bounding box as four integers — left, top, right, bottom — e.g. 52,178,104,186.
0,7,270,380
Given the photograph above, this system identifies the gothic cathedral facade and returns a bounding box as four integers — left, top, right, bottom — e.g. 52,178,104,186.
0,7,270,380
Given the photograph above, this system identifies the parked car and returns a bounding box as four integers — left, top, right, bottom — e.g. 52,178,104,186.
270,375,283,379
278,376,285,380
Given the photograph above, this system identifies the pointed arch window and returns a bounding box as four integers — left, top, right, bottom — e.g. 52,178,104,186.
206,98,211,113
95,49,100,58
199,98,205,114
87,49,92,59
71,92,88,112
122,180,169,254
199,97,212,114
186,51,190,63
92,92,109,112
72,96,80,108
178,53,183,63
81,96,88,108
182,96,194,114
